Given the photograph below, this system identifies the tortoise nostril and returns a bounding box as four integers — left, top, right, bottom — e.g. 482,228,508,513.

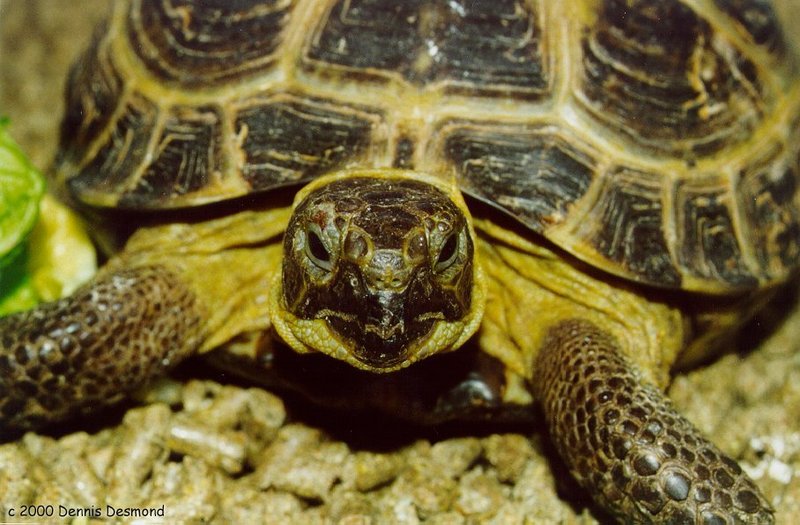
374,271,404,290
378,274,404,290
367,250,411,290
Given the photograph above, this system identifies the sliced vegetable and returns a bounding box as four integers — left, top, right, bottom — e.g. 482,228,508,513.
0,118,44,266
0,120,96,315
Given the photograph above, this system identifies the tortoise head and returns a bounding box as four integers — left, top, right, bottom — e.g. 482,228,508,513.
271,169,485,372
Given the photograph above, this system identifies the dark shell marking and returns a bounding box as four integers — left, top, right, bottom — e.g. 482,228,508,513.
444,123,596,231
56,0,800,293
306,0,550,96
235,95,380,191
577,0,766,157
57,18,122,173
129,0,291,86
714,0,793,56
580,168,681,287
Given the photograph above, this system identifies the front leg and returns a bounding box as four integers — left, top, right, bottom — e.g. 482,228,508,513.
533,319,773,524
0,265,205,434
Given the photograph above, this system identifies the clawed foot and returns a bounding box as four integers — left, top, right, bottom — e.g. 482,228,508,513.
0,266,203,433
534,319,773,524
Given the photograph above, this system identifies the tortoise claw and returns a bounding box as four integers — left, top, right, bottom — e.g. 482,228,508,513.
0,266,204,434
534,319,773,524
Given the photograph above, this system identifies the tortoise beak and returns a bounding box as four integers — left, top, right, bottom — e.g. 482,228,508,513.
325,261,437,369
364,291,407,340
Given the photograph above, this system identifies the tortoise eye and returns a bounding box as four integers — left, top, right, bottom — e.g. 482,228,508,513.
305,229,332,271
435,233,459,272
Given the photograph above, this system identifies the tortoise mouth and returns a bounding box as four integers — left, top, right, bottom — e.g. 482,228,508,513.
325,314,438,369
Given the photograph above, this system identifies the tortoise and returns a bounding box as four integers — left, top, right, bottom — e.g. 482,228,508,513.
1,0,799,522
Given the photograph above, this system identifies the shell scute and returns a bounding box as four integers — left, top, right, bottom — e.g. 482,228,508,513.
738,145,800,280
129,0,292,86
306,0,549,96
579,168,681,287
576,0,765,157
675,178,758,288
442,123,595,232
235,94,383,191
67,95,158,207
57,20,122,176
120,105,223,208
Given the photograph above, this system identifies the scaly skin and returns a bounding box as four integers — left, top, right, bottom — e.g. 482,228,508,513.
0,265,204,433
534,319,774,524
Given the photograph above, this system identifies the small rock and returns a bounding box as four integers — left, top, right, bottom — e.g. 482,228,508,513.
483,434,534,483
429,438,482,479
219,487,303,524
344,451,404,492
391,461,457,517
167,415,248,474
106,404,172,506
255,425,348,500
453,467,507,519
